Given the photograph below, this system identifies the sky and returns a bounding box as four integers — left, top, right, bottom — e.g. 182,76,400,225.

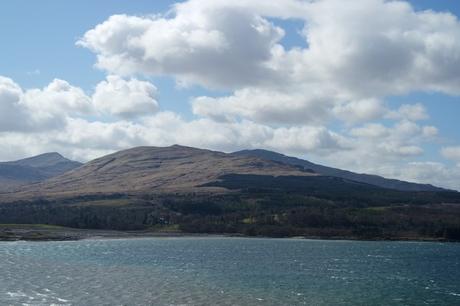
0,0,460,190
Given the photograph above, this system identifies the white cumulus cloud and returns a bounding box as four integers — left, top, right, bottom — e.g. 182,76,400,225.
442,146,460,166
24,79,92,119
0,76,31,132
93,75,159,119
77,0,460,135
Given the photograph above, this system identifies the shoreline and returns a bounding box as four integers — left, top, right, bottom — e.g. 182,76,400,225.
0,224,455,243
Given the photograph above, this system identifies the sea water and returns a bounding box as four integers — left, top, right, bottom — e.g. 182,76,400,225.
1,237,459,305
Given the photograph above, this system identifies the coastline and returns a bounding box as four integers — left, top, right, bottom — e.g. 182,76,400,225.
0,224,221,242
0,224,454,243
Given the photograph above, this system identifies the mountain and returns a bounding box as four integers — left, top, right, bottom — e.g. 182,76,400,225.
0,152,82,192
11,145,314,198
1,145,459,241
233,149,445,192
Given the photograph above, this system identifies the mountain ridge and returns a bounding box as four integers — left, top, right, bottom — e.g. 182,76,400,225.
233,149,446,192
0,145,450,196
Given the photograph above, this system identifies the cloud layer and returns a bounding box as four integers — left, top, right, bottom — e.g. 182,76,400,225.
1,0,460,190
0,72,453,188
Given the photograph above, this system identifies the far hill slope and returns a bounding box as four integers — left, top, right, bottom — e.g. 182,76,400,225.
0,153,82,192
233,149,445,192
11,145,315,198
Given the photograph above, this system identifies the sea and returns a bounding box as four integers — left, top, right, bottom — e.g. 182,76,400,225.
1,237,459,305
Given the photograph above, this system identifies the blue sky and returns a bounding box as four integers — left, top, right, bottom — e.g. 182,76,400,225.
1,0,225,118
0,0,460,189
3,0,457,120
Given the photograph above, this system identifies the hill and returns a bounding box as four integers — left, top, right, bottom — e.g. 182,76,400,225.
8,145,314,198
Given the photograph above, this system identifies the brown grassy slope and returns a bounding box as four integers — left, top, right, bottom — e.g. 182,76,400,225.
3,145,316,199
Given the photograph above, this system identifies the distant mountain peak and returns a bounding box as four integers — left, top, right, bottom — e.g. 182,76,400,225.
15,151,64,161
28,152,65,161
0,152,82,192
38,152,63,158
9,152,75,168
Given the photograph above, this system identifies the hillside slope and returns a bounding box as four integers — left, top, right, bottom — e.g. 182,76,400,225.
9,145,315,198
233,149,445,192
